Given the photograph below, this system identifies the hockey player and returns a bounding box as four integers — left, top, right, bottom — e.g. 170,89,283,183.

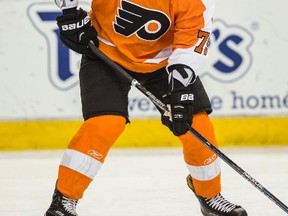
45,0,248,215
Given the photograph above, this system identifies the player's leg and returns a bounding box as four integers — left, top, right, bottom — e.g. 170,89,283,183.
147,72,221,197
177,81,247,215
180,111,221,197
180,112,247,216
138,68,219,196
146,69,247,216
45,54,131,216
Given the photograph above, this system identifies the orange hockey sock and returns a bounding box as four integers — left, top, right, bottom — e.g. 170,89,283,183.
179,112,221,198
57,115,126,200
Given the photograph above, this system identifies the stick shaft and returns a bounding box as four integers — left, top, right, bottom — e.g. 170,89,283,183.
88,42,288,214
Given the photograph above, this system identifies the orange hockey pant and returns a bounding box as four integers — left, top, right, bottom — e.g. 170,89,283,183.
57,112,220,200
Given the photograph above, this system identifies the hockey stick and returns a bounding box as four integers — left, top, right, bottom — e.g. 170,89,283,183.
88,42,288,214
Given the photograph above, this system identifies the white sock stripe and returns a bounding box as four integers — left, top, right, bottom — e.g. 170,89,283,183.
60,149,102,179
186,157,221,181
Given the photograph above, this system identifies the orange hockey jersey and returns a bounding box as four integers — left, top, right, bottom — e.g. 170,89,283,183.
89,0,215,74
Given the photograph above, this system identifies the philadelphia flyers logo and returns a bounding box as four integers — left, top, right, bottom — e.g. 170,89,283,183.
113,0,171,41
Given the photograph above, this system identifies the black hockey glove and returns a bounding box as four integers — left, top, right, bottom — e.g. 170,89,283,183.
56,8,99,54
162,64,196,136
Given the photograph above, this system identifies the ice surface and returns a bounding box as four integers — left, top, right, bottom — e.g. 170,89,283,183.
0,147,287,216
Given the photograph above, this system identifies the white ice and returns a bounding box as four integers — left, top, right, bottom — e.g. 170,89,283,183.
0,147,287,216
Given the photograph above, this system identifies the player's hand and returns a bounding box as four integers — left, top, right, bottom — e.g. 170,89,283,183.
162,64,196,136
56,8,99,54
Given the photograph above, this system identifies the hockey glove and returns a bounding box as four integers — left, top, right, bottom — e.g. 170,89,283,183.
56,8,99,54
162,64,196,136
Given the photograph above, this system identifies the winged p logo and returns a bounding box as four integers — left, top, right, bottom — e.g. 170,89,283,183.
113,0,171,41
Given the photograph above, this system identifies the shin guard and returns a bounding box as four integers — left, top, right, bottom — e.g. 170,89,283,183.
179,112,221,198
57,115,126,199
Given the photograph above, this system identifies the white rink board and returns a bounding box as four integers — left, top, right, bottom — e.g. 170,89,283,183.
0,147,287,215
0,0,288,120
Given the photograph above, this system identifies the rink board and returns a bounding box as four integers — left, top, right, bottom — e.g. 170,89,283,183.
0,117,287,150
1,1,288,151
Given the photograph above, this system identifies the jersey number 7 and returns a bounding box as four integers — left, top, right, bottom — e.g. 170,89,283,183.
194,30,210,55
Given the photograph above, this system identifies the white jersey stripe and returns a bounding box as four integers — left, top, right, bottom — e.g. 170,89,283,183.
144,46,172,64
60,148,102,179
186,157,221,181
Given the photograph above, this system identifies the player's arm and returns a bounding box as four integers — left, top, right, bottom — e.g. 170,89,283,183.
162,0,215,136
54,0,99,54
